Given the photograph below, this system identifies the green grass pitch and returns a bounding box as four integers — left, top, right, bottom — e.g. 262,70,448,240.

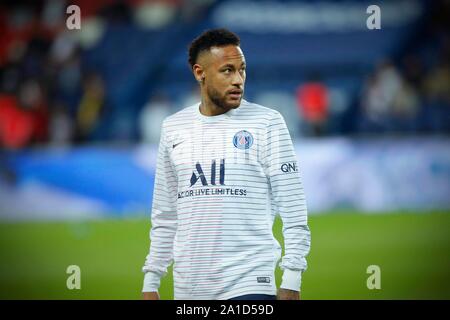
0,211,449,299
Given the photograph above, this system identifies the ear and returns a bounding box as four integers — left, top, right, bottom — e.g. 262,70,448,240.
193,64,205,83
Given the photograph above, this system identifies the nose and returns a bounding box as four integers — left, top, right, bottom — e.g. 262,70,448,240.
232,71,244,86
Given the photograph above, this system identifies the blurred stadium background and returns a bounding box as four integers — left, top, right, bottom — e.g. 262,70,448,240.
0,0,449,299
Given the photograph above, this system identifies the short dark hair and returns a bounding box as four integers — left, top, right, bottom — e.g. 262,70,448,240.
188,28,240,69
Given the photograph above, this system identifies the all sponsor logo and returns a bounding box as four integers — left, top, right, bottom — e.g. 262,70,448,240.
190,159,225,187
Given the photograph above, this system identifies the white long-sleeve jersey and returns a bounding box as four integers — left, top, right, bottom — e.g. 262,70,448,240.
142,100,311,300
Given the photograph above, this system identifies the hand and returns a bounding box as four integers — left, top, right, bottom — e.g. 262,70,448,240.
277,288,300,300
143,292,160,300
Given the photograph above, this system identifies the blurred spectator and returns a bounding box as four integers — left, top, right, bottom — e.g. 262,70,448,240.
360,61,401,132
401,54,424,91
391,79,420,131
75,72,106,142
360,60,423,133
139,92,172,144
49,101,73,146
327,87,350,135
18,78,49,143
296,73,329,136
0,94,34,149
423,59,450,105
133,0,177,29
51,46,82,115
366,61,401,119
422,56,450,132
0,75,50,149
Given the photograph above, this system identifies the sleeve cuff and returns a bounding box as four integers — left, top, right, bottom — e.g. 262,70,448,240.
142,271,161,292
280,269,302,291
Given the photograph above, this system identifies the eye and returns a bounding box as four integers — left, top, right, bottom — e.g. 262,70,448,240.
223,68,232,73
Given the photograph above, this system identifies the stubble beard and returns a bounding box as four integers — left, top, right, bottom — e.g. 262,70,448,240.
207,86,241,111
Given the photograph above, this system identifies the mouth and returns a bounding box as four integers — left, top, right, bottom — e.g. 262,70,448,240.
227,89,243,100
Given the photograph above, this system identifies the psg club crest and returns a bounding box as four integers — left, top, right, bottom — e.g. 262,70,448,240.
233,130,254,150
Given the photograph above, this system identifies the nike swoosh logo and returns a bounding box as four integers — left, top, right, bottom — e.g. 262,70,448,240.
172,141,184,149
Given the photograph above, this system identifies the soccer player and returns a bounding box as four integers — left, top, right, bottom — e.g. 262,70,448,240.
142,29,311,300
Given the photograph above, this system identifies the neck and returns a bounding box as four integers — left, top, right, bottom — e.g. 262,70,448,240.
199,100,222,117
199,92,229,116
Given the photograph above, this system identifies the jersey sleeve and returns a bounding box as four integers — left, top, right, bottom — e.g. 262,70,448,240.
262,110,311,292
142,120,178,292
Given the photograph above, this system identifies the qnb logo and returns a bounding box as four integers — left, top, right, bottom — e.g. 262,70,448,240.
190,159,225,187
281,162,298,173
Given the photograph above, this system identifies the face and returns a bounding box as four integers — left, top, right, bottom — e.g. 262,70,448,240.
196,45,246,111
